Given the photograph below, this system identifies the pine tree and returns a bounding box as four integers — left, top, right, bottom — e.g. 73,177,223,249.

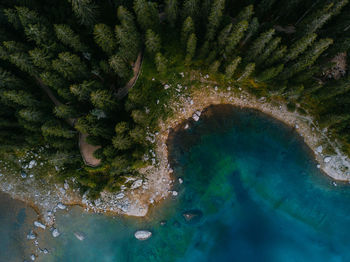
145,29,161,54
112,134,133,150
115,25,141,62
265,45,287,66
29,48,52,69
165,0,179,27
182,0,200,19
281,38,333,80
93,24,117,55
42,120,75,139
1,90,37,107
70,80,100,101
218,23,233,49
185,33,197,62
224,20,249,56
40,71,67,91
90,89,117,111
4,8,21,29
206,0,226,41
2,41,28,53
237,63,255,82
8,52,37,75
181,17,195,45
299,0,348,35
155,52,168,74
15,6,42,27
256,64,284,82
256,37,281,65
54,24,87,52
225,57,241,79
0,68,23,88
68,0,98,26
54,105,77,119
19,108,45,123
109,54,132,79
241,17,259,45
284,33,317,62
209,60,221,74
236,5,254,23
246,29,275,61
52,52,88,80
24,23,54,50
133,0,159,31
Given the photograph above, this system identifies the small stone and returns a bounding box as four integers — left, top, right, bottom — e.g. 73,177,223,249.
160,221,167,226
214,86,218,91
316,146,323,154
34,221,46,230
43,249,49,254
115,193,125,199
30,254,35,261
178,178,183,184
57,203,66,210
52,228,60,238
74,232,85,241
184,124,189,130
21,172,27,178
317,164,321,168
192,114,200,122
172,191,178,196
324,156,332,163
134,230,152,240
26,230,36,240
131,179,143,189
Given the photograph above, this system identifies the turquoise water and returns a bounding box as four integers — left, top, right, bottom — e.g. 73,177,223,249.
2,104,350,261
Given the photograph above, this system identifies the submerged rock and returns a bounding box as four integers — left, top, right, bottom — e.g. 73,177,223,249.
57,202,67,210
51,228,60,238
182,210,203,223
26,230,36,240
34,221,46,230
74,232,86,241
134,230,152,240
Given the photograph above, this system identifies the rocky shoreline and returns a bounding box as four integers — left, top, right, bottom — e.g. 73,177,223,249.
0,81,349,246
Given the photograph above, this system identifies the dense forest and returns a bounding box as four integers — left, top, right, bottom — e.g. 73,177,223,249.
0,0,349,198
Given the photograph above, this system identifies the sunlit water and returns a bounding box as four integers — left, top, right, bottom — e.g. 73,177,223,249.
2,105,350,262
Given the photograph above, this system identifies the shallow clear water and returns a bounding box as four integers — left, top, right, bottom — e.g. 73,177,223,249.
2,105,350,261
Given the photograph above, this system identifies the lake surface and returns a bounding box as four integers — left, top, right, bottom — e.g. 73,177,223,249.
2,104,350,261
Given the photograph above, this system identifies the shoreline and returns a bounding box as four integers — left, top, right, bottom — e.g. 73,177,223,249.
1,83,350,227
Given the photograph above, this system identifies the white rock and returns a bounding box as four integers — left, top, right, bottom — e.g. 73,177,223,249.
134,230,152,240
316,146,323,154
192,114,200,122
324,156,332,163
184,124,189,130
26,230,36,240
52,228,60,238
131,180,143,189
214,86,218,91
28,160,36,169
317,164,321,168
30,254,35,261
295,124,299,129
115,193,125,199
74,232,85,241
57,203,66,210
172,191,178,196
178,178,183,184
43,248,49,254
34,221,46,230
164,84,170,90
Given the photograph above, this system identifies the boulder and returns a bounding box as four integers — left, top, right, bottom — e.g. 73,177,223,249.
30,254,35,261
178,178,183,184
115,193,125,199
131,179,143,189
57,203,67,210
74,232,86,241
182,210,203,224
134,230,152,240
324,156,332,163
34,221,46,230
316,146,323,153
52,228,60,238
172,191,178,196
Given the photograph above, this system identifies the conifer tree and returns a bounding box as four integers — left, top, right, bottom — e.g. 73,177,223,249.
54,24,87,52
15,6,42,27
52,52,88,80
256,37,281,65
0,68,22,88
29,48,52,69
18,108,45,123
93,24,117,55
218,23,233,49
115,25,140,62
133,0,159,31
42,120,75,139
224,20,249,56
90,90,117,111
4,9,21,29
165,0,178,27
225,57,241,79
3,41,28,53
9,52,37,75
209,60,221,74
246,29,275,61
237,63,255,82
256,64,284,82
242,17,259,45
185,33,197,62
182,0,200,19
281,38,333,80
206,0,226,41
236,5,254,23
54,105,77,119
265,45,287,66
109,54,132,79
68,0,98,26
1,90,38,107
181,17,195,45
145,29,161,54
284,33,317,62
70,80,100,101
155,52,168,74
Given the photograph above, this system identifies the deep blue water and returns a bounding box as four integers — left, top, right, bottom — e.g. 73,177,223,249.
2,105,350,261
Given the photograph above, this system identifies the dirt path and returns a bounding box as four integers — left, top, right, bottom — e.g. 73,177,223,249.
116,52,143,99
79,133,101,167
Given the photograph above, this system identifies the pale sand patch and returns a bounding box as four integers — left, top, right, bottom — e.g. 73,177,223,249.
79,133,101,167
